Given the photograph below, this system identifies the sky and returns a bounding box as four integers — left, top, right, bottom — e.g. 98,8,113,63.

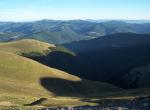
0,0,150,21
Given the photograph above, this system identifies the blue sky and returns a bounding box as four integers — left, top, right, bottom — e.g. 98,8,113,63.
0,0,150,21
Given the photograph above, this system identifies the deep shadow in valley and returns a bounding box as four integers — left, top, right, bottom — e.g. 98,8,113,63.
28,42,150,89
24,33,150,89
40,77,121,98
37,77,150,109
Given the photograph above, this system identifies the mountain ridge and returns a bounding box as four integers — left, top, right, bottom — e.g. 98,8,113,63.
1,20,150,44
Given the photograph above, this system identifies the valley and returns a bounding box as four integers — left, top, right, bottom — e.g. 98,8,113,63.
0,20,150,109
0,39,123,108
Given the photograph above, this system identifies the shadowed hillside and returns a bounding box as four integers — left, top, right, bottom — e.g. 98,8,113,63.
28,33,150,89
0,40,122,106
1,38,150,108
40,77,121,97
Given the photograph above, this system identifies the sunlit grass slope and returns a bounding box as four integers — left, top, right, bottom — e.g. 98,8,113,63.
0,50,121,107
0,51,80,94
0,39,55,55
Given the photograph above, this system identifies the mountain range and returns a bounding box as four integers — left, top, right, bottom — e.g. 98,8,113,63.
0,20,150,44
1,20,150,108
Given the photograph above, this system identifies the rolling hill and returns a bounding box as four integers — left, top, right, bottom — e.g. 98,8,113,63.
0,32,24,42
0,39,55,55
0,39,122,107
28,33,150,89
0,20,150,109
0,20,150,44
26,30,86,44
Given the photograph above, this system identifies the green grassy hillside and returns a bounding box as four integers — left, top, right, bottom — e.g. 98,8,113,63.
1,39,150,109
0,51,75,100
0,39,55,56
0,39,76,57
0,49,122,107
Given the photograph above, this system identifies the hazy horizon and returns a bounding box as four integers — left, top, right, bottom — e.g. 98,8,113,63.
0,0,150,22
1,19,150,23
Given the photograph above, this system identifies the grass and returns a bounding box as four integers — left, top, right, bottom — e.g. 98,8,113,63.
0,39,76,57
0,50,122,108
1,39,149,108
0,39,55,55
0,51,81,94
0,39,150,110
51,45,76,56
